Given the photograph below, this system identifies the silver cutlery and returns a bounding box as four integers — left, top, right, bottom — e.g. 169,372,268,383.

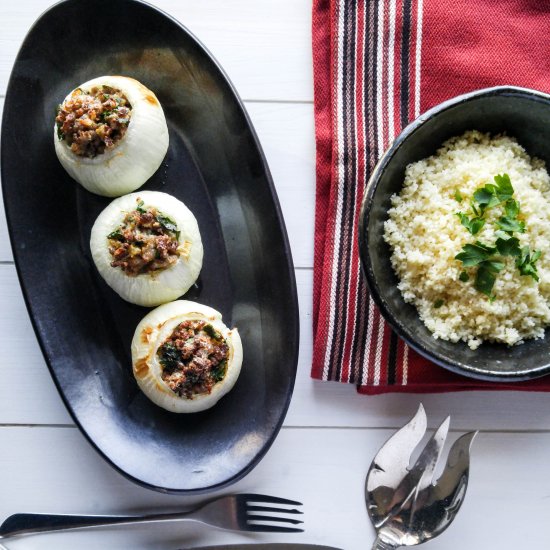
0,494,303,538
366,404,476,549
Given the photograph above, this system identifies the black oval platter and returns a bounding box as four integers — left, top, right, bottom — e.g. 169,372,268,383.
1,0,299,494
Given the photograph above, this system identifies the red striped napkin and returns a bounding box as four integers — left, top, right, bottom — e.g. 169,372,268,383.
311,0,550,393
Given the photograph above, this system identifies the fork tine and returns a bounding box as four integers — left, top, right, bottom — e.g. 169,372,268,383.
241,494,302,506
247,505,303,514
247,514,304,525
412,416,450,493
367,404,427,491
431,431,477,504
246,524,305,533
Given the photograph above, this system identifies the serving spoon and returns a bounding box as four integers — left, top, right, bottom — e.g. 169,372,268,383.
365,404,476,549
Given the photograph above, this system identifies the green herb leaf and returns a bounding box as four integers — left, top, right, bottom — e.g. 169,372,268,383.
493,173,514,201
459,271,469,282
211,359,227,382
495,236,521,257
486,260,505,272
56,124,64,141
474,241,497,253
454,189,463,203
455,242,495,267
136,199,146,214
157,342,181,370
107,229,125,241
156,213,178,233
99,110,113,122
496,215,525,234
516,246,541,281
456,212,485,235
434,299,444,309
473,187,499,210
504,199,520,219
474,260,504,297
472,173,514,212
203,324,222,340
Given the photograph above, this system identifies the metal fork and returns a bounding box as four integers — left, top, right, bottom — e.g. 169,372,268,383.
0,494,304,538
366,404,476,549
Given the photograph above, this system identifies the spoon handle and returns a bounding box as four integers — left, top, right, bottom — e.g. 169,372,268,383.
372,536,399,550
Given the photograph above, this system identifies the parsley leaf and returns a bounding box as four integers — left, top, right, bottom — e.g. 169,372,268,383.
496,216,525,234
495,236,521,257
456,173,543,297
107,229,125,241
493,173,514,201
471,201,481,217
474,260,504,297
473,186,500,210
472,173,514,212
516,246,541,281
157,342,181,371
504,199,520,219
456,212,485,235
455,242,496,266
156,213,178,233
454,189,463,203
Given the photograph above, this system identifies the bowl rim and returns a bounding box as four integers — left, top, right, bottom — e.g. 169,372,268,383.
358,85,550,382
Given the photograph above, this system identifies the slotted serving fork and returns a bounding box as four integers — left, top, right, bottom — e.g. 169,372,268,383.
366,404,476,549
0,494,303,538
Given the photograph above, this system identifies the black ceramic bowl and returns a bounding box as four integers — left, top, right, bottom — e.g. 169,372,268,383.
359,86,550,382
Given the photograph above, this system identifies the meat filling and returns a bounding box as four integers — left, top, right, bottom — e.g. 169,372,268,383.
56,85,132,158
157,320,229,398
108,199,180,276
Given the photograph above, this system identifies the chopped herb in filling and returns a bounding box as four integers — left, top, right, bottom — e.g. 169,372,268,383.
157,320,229,398
108,198,180,276
55,85,132,158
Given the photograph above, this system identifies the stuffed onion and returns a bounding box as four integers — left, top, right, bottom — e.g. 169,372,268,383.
55,76,168,197
131,300,243,413
90,191,203,306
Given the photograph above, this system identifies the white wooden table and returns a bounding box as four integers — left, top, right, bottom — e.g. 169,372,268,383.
1,2,550,549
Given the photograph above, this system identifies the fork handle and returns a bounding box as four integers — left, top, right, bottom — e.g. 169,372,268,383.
372,536,400,550
0,511,195,538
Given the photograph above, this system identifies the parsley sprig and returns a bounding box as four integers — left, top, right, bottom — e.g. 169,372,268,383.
454,242,504,298
454,174,541,298
517,247,541,281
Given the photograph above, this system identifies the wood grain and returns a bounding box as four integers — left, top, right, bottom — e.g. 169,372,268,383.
1,426,549,549
0,0,313,102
